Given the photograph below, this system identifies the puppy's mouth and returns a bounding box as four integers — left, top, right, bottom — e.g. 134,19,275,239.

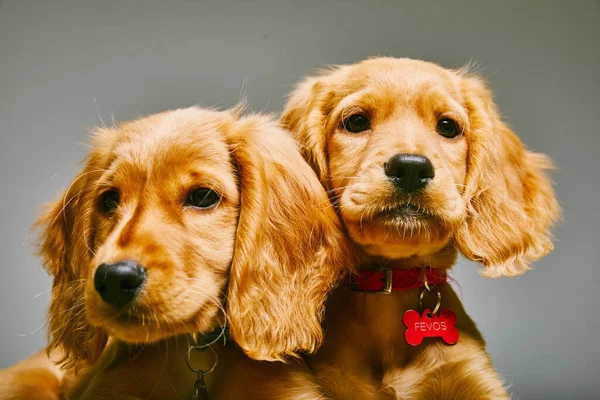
97,306,162,329
115,312,148,325
89,297,221,344
99,309,187,343
377,202,435,222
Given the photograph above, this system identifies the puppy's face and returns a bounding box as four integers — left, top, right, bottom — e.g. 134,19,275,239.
283,57,559,273
39,107,350,367
324,60,468,259
83,110,239,342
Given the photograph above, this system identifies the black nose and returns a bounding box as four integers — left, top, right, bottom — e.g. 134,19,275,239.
94,261,146,307
384,154,435,193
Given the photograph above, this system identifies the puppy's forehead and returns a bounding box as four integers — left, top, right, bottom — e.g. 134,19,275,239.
111,108,232,168
339,58,460,97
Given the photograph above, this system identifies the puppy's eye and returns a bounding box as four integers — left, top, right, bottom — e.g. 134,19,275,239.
100,190,120,214
185,188,220,209
342,114,371,133
436,118,461,138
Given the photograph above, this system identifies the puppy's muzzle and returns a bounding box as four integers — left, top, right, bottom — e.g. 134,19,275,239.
94,261,147,307
384,154,434,194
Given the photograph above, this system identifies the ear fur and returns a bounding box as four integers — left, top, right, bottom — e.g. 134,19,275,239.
224,115,351,361
281,75,335,183
35,135,113,369
455,76,561,277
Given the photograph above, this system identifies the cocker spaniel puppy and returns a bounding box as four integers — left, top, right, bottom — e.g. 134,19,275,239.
282,57,560,399
1,107,350,399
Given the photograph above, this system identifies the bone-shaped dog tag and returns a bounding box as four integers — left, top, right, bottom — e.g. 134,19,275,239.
403,309,459,346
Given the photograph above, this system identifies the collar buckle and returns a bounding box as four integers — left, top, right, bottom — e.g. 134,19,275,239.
349,268,393,294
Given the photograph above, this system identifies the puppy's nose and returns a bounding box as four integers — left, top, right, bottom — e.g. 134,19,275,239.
94,261,146,307
384,154,435,193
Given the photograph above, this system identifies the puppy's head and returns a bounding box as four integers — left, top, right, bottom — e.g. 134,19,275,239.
37,107,349,368
282,57,560,277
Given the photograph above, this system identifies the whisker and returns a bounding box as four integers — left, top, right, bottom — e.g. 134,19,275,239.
32,288,52,300
17,323,46,337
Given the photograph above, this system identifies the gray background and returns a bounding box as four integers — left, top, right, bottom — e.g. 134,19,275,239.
0,1,598,398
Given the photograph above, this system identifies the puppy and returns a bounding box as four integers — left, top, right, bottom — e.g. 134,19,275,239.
282,57,561,399
1,106,349,399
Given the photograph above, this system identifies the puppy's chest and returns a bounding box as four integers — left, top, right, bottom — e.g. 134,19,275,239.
325,289,419,364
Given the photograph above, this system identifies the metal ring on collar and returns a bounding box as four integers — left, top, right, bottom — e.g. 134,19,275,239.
186,344,218,376
419,284,441,316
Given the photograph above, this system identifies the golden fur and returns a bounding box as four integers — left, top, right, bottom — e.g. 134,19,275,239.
0,349,68,400
281,57,561,399
1,107,350,399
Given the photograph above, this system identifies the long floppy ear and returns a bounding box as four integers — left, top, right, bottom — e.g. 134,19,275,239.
35,139,111,369
281,75,336,182
225,115,351,361
455,76,561,278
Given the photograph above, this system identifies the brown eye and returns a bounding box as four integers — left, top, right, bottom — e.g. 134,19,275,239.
436,118,461,138
342,114,370,133
185,188,220,209
100,190,120,214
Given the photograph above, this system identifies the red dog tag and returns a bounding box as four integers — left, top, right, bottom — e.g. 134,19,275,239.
403,309,459,346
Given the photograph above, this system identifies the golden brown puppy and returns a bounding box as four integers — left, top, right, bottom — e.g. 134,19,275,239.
282,57,561,399
1,106,350,399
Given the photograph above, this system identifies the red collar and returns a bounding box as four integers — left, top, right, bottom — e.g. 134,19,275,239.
346,267,447,294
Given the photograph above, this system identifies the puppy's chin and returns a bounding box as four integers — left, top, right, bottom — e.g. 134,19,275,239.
344,217,452,259
103,315,217,344
341,187,463,259
341,202,453,259
86,297,221,344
